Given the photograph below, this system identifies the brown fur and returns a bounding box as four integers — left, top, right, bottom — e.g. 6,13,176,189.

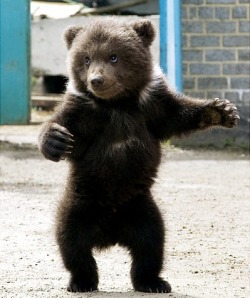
38,17,239,293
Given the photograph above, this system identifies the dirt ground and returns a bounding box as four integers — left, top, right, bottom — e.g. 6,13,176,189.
0,138,249,298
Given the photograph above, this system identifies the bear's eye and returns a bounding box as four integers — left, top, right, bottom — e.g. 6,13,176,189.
85,57,91,65
109,54,118,63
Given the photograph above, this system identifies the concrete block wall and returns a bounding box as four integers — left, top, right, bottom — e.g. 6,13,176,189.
175,0,250,149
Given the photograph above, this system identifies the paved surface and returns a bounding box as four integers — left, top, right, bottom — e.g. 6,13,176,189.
0,125,40,146
0,125,249,298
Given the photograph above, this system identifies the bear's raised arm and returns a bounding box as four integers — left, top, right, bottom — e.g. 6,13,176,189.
142,72,240,141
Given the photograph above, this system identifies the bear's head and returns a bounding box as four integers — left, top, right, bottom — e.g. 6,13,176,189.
64,18,155,100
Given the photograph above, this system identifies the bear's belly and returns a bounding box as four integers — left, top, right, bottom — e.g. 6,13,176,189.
75,135,161,182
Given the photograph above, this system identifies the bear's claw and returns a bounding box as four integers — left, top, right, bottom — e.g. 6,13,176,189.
212,98,240,128
40,123,75,162
134,278,171,293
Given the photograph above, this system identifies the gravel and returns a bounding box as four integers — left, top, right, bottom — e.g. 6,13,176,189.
0,142,249,298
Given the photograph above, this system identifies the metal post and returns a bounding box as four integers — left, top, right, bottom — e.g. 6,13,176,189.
160,0,167,74
0,0,30,124
160,0,182,92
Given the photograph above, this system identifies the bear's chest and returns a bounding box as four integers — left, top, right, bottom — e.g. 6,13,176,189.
75,106,153,160
70,105,161,182
95,109,148,154
78,103,147,143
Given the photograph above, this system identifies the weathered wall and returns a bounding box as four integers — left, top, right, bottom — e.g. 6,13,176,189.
31,15,160,76
176,0,249,149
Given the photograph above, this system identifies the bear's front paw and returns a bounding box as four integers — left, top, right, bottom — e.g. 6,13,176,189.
211,98,240,128
38,123,74,162
201,98,240,129
134,277,171,293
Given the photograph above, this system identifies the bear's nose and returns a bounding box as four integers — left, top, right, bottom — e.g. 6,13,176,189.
91,75,104,88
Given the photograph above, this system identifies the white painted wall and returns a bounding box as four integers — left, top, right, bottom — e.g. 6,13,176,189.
31,15,160,76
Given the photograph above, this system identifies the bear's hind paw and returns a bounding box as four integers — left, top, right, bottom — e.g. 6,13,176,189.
67,278,98,293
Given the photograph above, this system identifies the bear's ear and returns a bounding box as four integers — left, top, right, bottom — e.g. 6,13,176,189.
63,25,84,49
132,20,155,47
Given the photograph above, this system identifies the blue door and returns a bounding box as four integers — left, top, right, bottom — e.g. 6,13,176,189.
0,0,30,124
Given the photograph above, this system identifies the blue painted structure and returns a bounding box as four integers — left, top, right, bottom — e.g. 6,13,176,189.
160,0,182,92
0,0,30,124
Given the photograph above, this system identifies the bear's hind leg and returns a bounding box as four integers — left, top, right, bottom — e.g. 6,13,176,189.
66,251,98,293
56,210,99,292
129,230,171,293
119,195,171,293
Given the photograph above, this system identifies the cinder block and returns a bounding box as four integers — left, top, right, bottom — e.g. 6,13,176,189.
242,92,250,103
238,49,250,61
183,50,203,61
183,77,195,89
191,36,220,47
190,63,220,75
205,49,235,61
206,21,236,33
198,7,213,18
182,21,203,33
207,0,236,4
232,6,247,18
182,7,188,19
182,63,188,75
224,92,240,101
182,35,188,47
231,77,250,89
223,63,250,75
223,36,250,47
189,7,198,19
239,21,250,32
198,77,228,89
183,0,204,5
215,7,230,19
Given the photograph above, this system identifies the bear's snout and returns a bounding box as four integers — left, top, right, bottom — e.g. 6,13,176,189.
91,75,104,88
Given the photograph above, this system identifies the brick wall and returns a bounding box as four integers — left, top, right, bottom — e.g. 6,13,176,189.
176,0,250,149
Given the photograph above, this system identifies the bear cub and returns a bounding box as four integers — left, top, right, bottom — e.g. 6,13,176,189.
38,18,239,293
